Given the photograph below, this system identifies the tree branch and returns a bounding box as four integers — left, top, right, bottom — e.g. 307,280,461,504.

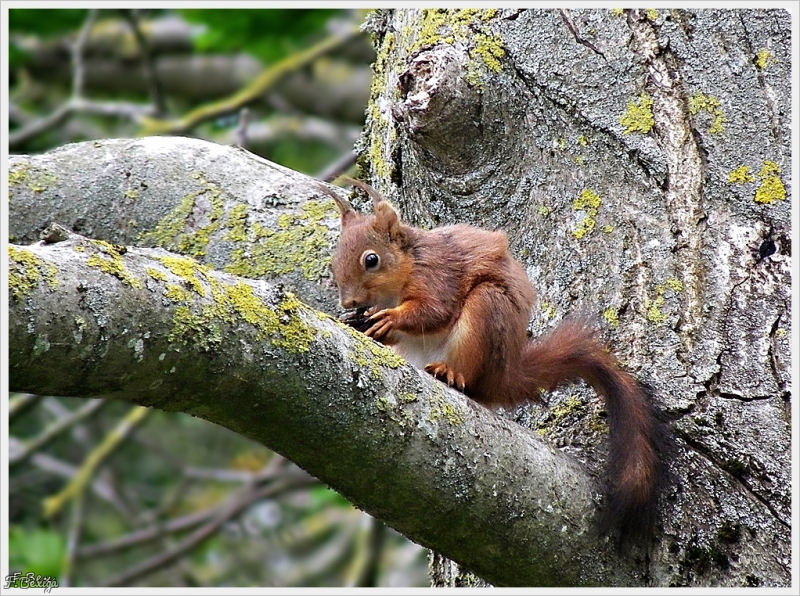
9,234,642,586
137,26,363,136
10,398,108,465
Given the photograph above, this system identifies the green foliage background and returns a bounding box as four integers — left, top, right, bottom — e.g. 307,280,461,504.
179,9,341,63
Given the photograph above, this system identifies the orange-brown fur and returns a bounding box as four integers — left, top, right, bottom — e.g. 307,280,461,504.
319,177,668,544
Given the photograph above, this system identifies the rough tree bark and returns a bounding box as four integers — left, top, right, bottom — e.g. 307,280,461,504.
356,7,791,587
6,6,793,589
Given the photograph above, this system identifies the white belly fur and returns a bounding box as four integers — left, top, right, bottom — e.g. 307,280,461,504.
392,329,451,369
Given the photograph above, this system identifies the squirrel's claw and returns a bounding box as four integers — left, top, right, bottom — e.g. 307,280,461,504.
425,361,466,392
365,308,393,340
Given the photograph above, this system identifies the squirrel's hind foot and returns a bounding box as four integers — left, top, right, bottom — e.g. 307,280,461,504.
424,361,466,392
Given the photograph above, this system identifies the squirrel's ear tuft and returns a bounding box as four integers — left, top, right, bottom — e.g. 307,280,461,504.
331,177,409,243
338,176,388,211
373,201,408,245
315,182,356,225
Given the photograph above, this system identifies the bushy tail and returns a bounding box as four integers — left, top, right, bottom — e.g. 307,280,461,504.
513,316,668,545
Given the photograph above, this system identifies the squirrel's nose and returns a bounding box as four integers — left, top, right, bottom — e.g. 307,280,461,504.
340,292,361,310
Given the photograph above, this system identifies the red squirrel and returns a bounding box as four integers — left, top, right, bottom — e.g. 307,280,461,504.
318,177,667,544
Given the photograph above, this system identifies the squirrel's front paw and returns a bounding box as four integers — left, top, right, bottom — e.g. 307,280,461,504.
365,308,395,342
424,361,466,392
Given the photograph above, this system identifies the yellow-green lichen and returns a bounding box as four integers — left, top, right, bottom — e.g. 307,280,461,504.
758,161,780,178
754,161,786,205
541,302,557,321
602,224,614,233
169,305,224,351
620,93,654,135
603,307,620,328
8,246,59,300
776,328,786,338
156,255,206,295
754,49,774,70
230,284,315,351
688,93,726,134
428,386,466,426
646,8,659,21
728,166,755,184
8,161,59,194
610,8,624,17
73,245,86,252
577,135,590,146
573,188,601,212
86,241,142,289
363,30,397,184
644,281,682,325
223,200,336,281
164,284,193,303
162,258,317,354
645,296,666,324
537,205,552,217
572,189,602,240
409,9,504,88
666,278,684,292
138,172,225,257
146,267,168,282
537,396,584,436
74,316,87,343
588,410,609,434
225,204,249,242
346,325,405,379
124,189,139,200
470,32,505,73
399,392,419,403
755,176,786,205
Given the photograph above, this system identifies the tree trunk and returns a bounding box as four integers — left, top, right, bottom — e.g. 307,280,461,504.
7,7,792,588
357,8,791,587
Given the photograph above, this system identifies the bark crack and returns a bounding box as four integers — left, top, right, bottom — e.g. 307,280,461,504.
767,311,790,399
676,431,790,528
558,9,607,60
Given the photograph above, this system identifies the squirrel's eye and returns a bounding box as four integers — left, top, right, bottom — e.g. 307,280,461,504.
363,252,380,270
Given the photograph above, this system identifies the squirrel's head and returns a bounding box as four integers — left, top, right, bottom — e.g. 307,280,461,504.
318,178,412,310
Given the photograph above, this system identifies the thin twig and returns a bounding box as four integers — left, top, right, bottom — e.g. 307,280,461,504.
123,8,166,115
100,476,316,587
10,399,107,466
234,107,250,148
9,393,43,422
183,466,259,483
72,8,98,99
26,452,132,518
9,99,156,147
9,8,155,149
61,490,86,587
8,104,73,147
317,150,357,182
43,406,151,518
79,458,308,558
